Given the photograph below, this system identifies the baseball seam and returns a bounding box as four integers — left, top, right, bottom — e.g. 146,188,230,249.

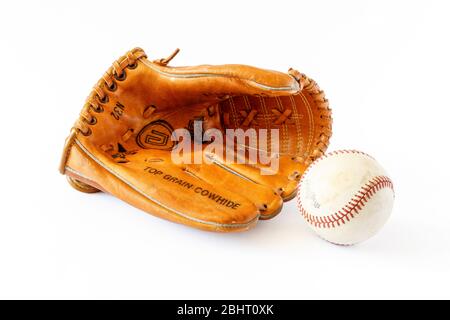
297,150,393,229
298,176,393,229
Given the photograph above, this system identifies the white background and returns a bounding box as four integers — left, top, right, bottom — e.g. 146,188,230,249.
1,0,449,299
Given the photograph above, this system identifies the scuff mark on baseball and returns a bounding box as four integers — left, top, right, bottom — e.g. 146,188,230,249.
297,150,394,245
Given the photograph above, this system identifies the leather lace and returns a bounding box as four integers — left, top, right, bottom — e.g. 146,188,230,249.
74,48,181,136
74,48,147,136
288,69,332,164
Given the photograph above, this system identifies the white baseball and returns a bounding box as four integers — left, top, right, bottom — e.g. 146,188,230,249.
297,150,394,245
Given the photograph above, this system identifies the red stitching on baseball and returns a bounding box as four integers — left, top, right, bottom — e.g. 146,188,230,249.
298,175,393,229
297,149,393,229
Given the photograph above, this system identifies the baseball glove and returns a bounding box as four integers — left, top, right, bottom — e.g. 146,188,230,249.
59,48,332,232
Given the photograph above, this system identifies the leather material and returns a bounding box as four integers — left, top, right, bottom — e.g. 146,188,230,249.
60,48,332,232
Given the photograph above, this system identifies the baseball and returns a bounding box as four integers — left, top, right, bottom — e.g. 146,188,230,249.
297,150,394,245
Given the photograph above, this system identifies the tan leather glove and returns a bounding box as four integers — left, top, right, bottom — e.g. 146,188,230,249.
59,48,332,232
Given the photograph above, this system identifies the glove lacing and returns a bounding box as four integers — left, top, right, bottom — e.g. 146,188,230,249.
73,48,181,136
72,48,147,136
288,68,332,165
